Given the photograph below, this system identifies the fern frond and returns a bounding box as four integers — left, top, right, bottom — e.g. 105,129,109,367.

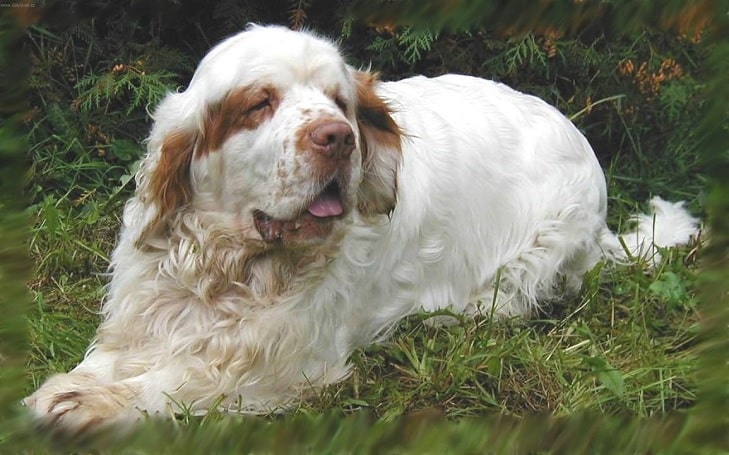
289,0,310,30
503,34,546,74
340,17,353,39
74,68,176,115
366,36,395,53
397,27,438,65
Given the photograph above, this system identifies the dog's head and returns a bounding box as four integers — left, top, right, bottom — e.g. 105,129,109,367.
134,25,401,250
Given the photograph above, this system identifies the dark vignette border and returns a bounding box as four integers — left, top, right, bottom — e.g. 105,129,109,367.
1,0,726,452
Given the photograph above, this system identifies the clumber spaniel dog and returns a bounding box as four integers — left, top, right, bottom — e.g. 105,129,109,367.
25,25,698,432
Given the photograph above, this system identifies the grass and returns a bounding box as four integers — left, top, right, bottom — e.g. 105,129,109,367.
17,173,704,451
303,250,701,419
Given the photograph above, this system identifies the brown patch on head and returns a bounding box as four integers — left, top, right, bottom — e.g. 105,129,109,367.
148,85,279,219
354,71,403,217
136,85,281,247
199,85,279,156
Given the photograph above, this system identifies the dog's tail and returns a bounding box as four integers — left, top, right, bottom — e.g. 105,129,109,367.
600,196,700,266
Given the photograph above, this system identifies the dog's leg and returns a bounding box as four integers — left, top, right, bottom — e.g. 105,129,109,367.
23,347,144,432
24,354,227,433
24,369,189,433
23,372,143,432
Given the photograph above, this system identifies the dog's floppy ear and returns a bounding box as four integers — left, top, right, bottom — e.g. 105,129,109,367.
354,70,403,217
133,127,197,248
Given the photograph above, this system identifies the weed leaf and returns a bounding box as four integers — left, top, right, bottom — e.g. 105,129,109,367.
585,356,625,398
649,272,687,308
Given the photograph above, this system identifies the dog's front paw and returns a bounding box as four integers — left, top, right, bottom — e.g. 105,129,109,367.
24,373,140,433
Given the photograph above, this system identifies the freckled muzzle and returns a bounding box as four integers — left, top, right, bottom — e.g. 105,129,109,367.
252,116,357,247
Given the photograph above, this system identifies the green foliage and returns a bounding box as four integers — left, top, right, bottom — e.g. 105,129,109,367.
75,67,176,115
397,27,439,65
649,271,691,308
582,356,625,398
365,27,440,67
500,33,547,75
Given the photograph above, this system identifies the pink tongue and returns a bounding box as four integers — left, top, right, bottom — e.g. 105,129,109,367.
307,195,343,218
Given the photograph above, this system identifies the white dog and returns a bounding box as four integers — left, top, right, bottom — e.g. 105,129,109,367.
25,25,698,432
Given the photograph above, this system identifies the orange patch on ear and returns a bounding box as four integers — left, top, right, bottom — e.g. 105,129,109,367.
354,71,403,217
355,72,402,151
149,130,196,223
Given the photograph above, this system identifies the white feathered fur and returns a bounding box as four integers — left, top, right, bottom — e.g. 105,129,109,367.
25,25,699,431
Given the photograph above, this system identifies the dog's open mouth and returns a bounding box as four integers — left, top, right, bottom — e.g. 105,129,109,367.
305,180,344,218
253,179,346,244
